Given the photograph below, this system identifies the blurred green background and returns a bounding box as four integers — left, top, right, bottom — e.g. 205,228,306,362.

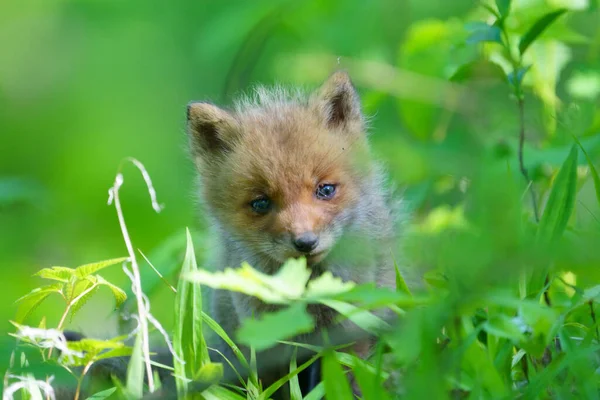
2,0,599,358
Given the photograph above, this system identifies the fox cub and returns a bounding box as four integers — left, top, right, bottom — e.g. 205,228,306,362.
186,71,408,396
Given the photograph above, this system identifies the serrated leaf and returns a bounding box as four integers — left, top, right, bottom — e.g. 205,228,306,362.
304,271,355,300
34,267,74,282
68,339,125,354
174,228,209,396
14,283,64,304
96,276,127,308
126,332,144,399
519,9,568,55
85,387,117,400
465,22,502,45
14,283,63,323
75,257,129,279
95,347,134,362
69,284,100,321
322,350,353,400
185,257,311,304
236,303,314,351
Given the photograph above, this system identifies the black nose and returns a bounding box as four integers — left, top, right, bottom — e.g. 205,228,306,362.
293,232,319,253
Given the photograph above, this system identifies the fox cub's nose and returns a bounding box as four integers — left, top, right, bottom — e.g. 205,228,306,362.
293,232,319,253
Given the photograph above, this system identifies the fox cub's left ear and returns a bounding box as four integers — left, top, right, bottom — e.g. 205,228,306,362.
186,102,240,157
312,71,364,131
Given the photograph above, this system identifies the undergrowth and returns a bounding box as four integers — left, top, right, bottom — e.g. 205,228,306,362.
4,3,600,400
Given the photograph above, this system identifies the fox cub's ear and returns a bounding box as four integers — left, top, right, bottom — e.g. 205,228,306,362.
312,71,363,130
186,102,240,156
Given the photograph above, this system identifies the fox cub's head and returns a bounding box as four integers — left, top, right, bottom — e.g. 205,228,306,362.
187,72,378,266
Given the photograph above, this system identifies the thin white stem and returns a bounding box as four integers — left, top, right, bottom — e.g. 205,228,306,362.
109,172,155,392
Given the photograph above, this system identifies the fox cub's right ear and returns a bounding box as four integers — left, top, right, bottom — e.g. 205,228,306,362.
186,102,240,156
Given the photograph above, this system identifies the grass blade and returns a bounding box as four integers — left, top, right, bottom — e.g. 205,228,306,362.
126,331,144,398
173,228,209,395
322,350,353,400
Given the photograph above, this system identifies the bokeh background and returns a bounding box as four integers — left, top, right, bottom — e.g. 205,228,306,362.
2,0,599,367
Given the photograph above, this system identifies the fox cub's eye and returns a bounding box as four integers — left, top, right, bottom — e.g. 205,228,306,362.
250,197,272,214
316,184,337,200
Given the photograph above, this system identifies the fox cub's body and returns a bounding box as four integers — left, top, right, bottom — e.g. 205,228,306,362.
186,72,408,395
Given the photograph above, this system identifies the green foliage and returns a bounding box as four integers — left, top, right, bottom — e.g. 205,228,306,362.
4,1,600,399
173,228,209,396
15,258,128,324
519,9,568,56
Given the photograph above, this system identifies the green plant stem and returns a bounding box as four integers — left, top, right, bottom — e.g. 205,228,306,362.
589,301,599,341
47,305,71,360
517,97,540,223
73,361,94,400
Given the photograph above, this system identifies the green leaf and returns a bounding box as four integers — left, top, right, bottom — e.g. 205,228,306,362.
259,352,322,400
201,311,249,371
288,349,303,400
236,303,314,352
322,350,353,400
96,276,127,308
191,362,223,393
495,0,511,17
85,387,117,400
320,299,389,334
185,257,311,304
465,22,502,45
126,332,144,399
537,144,578,247
333,284,420,309
14,283,64,323
519,9,568,55
74,257,129,279
483,315,525,340
450,60,507,83
201,385,247,400
34,267,74,282
352,355,391,400
394,259,413,296
65,276,95,303
174,228,209,396
573,136,600,208
303,382,325,400
69,284,100,321
95,347,134,362
304,271,356,300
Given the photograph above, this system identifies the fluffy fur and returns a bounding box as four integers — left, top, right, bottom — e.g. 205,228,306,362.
186,71,410,397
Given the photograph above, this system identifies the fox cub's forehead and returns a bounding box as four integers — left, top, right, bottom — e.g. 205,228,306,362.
233,107,354,170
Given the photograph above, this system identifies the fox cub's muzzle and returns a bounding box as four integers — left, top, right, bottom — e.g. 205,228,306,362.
292,232,319,253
